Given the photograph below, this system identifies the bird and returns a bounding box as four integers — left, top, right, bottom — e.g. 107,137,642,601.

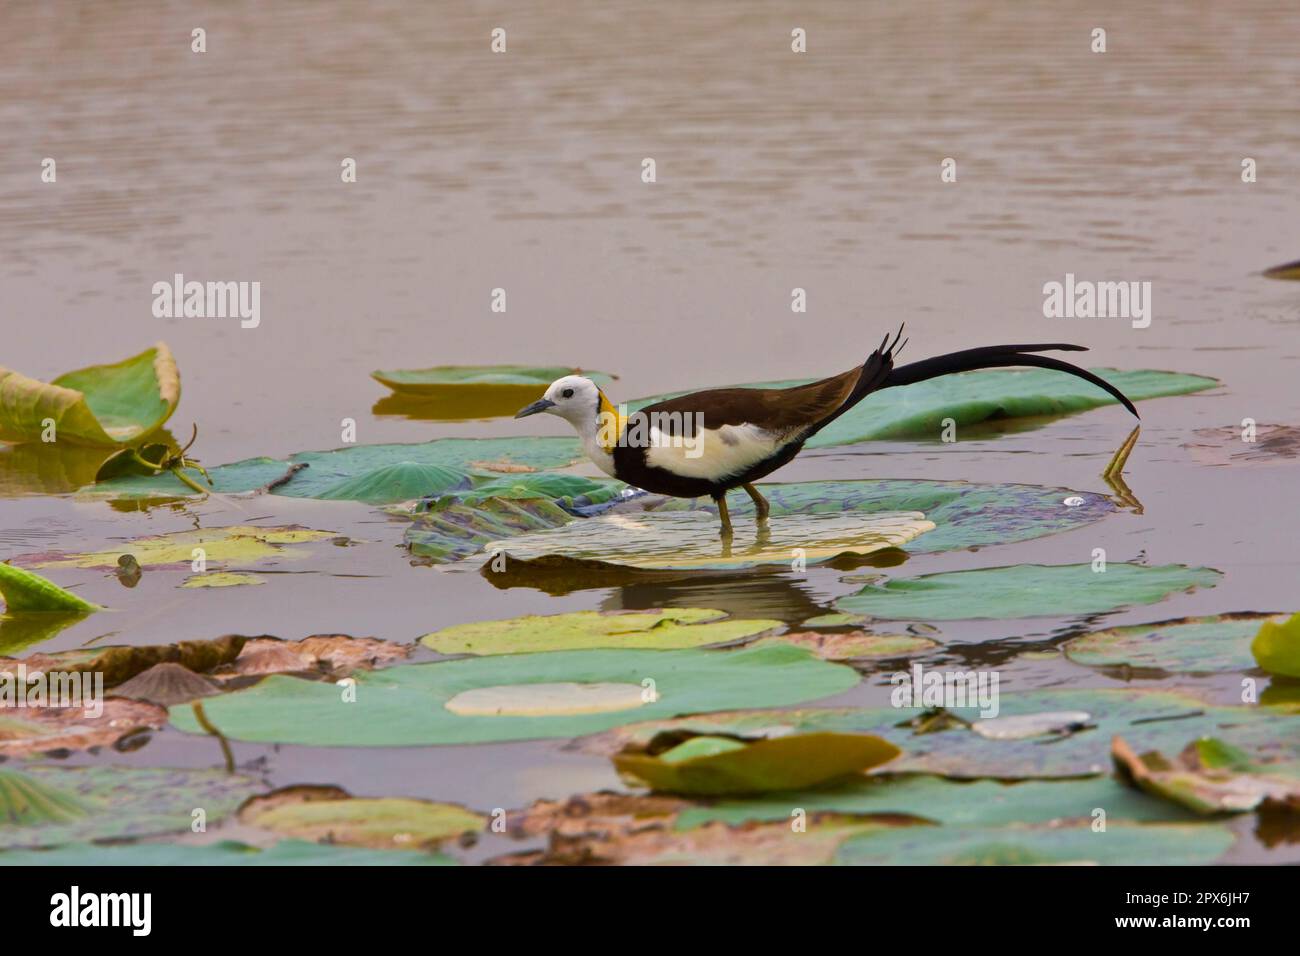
514,327,1139,536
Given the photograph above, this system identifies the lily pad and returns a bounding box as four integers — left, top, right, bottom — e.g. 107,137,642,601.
834,820,1234,865
0,839,456,866
28,525,336,571
181,571,265,588
0,563,98,613
613,732,901,795
111,663,222,706
0,343,180,447
168,644,861,746
485,510,935,572
589,688,1300,781
316,462,471,505
222,634,412,679
612,479,1115,555
0,765,261,848
1113,736,1300,815
630,367,1217,445
675,773,1198,831
421,609,782,656
1251,613,1300,678
372,365,615,394
405,496,579,564
836,563,1221,621
86,437,583,500
1065,613,1286,675
240,788,483,849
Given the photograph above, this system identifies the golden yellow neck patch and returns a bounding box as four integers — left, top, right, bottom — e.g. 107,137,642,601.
595,390,625,454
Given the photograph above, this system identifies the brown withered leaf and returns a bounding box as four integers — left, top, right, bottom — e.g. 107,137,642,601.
0,697,166,758
491,790,920,865
0,635,246,689
220,634,411,681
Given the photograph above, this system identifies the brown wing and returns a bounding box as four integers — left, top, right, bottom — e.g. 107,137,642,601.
637,370,858,438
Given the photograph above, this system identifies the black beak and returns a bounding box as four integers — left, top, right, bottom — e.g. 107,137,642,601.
514,398,556,419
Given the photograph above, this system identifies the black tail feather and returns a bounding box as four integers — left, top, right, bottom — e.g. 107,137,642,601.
885,343,1140,418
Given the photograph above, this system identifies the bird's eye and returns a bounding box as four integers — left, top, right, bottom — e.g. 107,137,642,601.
561,388,574,399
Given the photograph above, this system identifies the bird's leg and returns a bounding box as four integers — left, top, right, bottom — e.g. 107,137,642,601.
714,493,734,538
742,482,770,520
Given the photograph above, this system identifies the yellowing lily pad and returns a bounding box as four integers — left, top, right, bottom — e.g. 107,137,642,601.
181,571,266,588
0,343,180,447
484,511,934,572
421,608,781,656
241,789,484,850
373,365,615,395
0,698,166,758
1065,613,1287,675
168,644,861,746
1252,613,1300,678
29,525,335,571
612,731,901,795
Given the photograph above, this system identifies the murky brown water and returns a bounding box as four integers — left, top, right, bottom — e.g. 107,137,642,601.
2,1,1299,862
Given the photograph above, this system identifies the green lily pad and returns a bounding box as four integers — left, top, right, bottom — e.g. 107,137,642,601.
0,765,261,849
834,820,1234,865
0,343,180,447
836,563,1221,621
1065,613,1286,674
421,608,782,656
593,688,1300,781
630,367,1217,445
1252,613,1300,678
85,437,583,501
0,563,98,613
675,773,1199,830
0,839,456,866
316,462,471,505
613,731,901,796
487,510,935,572
373,365,615,394
168,644,861,746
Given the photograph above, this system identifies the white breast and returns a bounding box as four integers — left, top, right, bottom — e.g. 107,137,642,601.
644,423,786,481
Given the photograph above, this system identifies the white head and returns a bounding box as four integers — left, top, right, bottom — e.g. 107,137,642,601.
514,375,606,429
515,376,622,477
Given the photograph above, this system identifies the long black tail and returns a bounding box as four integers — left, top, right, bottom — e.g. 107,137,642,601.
883,338,1140,418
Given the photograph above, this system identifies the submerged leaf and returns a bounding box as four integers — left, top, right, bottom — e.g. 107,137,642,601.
836,563,1221,621
0,765,261,849
421,608,781,656
0,343,180,446
613,732,901,795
